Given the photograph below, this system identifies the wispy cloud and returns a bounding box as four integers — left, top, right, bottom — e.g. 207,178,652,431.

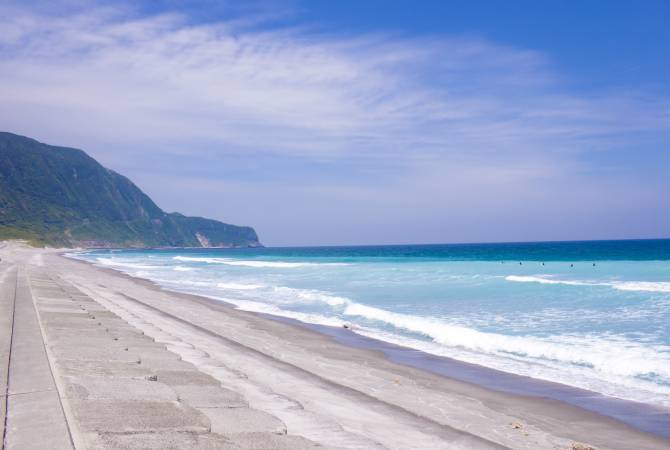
0,1,668,244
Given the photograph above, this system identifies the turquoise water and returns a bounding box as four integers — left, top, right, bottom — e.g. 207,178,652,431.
70,240,670,407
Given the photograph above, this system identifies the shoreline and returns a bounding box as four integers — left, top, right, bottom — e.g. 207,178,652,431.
5,242,669,448
275,316,670,438
66,251,670,440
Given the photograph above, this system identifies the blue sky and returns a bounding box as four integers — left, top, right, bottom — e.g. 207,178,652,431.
1,0,668,245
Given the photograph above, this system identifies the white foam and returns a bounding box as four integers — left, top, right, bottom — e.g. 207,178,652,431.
506,275,670,293
612,282,670,293
172,255,348,268
217,282,264,290
173,266,194,272
220,260,312,268
505,275,590,286
271,286,349,306
342,303,670,382
95,257,161,270
351,325,670,407
198,291,670,406
204,296,345,328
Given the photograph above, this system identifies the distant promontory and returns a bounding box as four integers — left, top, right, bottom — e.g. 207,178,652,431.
0,132,261,248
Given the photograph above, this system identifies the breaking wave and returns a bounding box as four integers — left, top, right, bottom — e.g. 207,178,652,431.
505,275,590,286
95,257,161,270
341,303,670,395
205,296,345,328
612,282,670,293
217,282,264,290
506,275,670,293
173,255,348,268
269,286,350,306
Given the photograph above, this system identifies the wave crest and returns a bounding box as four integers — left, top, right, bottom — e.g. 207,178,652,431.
173,255,348,268
342,302,670,382
505,275,589,286
217,282,264,290
506,275,670,293
95,257,161,270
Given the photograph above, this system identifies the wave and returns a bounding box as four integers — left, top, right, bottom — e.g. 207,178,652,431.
208,287,670,405
270,286,349,307
166,278,349,307
506,275,670,293
612,282,670,293
203,296,345,328
95,257,161,270
173,266,194,272
342,302,670,383
505,275,590,286
172,255,348,268
217,282,264,290
350,325,670,407
164,279,213,287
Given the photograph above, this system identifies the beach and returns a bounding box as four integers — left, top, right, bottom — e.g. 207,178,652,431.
1,241,669,450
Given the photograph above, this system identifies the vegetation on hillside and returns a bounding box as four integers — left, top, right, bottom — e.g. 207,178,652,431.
0,132,260,248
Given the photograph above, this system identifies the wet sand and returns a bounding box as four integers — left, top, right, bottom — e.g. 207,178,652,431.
2,242,669,449
272,316,670,438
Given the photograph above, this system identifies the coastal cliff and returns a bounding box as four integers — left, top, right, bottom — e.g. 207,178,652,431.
0,132,261,248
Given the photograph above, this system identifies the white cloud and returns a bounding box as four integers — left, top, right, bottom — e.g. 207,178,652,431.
2,3,665,159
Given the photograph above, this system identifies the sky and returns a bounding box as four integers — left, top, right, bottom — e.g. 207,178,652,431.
0,0,668,246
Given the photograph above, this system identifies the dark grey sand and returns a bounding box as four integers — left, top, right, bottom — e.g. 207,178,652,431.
1,242,669,449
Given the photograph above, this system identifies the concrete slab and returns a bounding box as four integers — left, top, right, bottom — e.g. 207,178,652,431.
173,385,247,408
226,432,323,450
44,328,112,341
40,317,105,328
203,408,287,435
153,370,221,386
103,327,146,338
138,356,196,371
128,347,181,359
5,390,73,450
72,400,211,434
91,432,240,450
34,299,82,306
196,434,244,450
47,334,161,350
86,310,124,319
58,359,151,378
65,377,178,402
38,307,88,314
50,346,142,363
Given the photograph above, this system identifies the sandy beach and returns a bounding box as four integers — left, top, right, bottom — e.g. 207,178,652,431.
1,241,669,450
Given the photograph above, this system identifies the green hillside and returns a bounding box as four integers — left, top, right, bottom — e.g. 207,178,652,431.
0,132,261,248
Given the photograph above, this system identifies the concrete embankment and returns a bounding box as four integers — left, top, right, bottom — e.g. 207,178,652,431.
0,254,321,449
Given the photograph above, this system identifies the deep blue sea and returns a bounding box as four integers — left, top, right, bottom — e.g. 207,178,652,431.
70,239,670,408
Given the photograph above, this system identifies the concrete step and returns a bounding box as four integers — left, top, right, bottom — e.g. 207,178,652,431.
22,269,324,450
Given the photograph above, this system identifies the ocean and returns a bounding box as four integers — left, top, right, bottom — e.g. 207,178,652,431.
69,239,670,409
